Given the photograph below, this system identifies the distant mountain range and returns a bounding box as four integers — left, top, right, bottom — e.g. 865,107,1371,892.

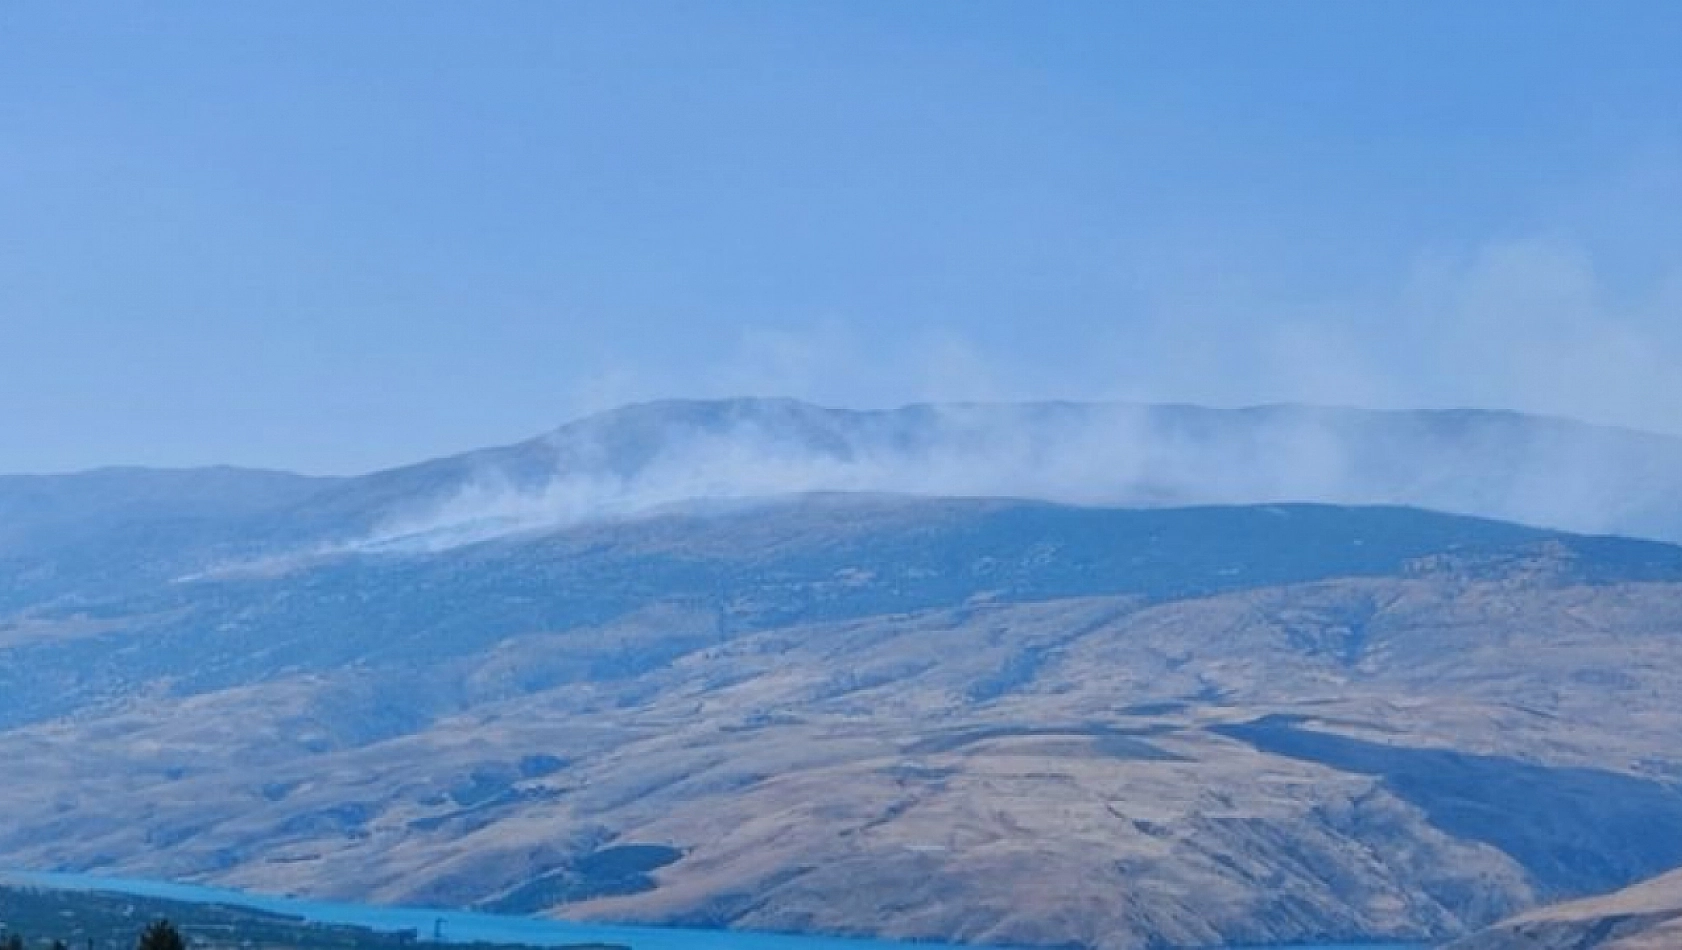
6,400,1682,950
11,399,1682,559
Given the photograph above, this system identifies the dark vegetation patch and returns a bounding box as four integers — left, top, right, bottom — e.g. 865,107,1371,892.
1117,701,1189,716
516,754,568,778
274,803,377,839
476,844,683,914
449,768,520,808
407,786,565,835
1215,717,1682,898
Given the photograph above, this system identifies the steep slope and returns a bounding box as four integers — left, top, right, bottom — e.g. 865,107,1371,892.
1449,867,1682,950
3,497,1682,949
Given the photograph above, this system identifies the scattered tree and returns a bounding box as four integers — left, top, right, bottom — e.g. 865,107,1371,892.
137,921,185,950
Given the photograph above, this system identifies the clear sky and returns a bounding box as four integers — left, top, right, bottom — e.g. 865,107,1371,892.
4,1,1681,474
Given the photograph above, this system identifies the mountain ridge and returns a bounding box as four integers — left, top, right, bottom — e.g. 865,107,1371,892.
8,400,1682,949
226,399,1682,554
17,396,1682,616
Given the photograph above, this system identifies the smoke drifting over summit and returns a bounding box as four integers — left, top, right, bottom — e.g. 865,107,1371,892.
356,399,1682,552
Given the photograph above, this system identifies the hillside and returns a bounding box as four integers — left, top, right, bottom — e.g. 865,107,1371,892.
6,401,1682,949
1449,867,1682,950
2,490,1682,947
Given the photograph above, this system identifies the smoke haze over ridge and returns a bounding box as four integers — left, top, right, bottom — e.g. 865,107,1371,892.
348,399,1682,552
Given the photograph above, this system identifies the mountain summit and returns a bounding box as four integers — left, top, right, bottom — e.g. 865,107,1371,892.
313,399,1682,550
12,400,1682,557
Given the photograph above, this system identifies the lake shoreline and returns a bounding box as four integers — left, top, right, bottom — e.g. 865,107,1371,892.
2,869,1429,950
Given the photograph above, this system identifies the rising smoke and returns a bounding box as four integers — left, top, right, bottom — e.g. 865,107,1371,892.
357,398,1682,552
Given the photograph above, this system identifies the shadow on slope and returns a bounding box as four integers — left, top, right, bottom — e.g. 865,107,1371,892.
1215,717,1682,899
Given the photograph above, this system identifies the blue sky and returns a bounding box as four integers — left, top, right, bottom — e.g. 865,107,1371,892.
3,1,1680,473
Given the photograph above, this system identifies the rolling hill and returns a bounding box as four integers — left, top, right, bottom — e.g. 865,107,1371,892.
5,400,1682,950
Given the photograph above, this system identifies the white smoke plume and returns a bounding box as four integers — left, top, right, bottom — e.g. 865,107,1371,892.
355,399,1682,552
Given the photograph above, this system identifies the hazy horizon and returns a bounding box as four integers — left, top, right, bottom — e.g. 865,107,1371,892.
7,395,1679,479
5,2,1681,473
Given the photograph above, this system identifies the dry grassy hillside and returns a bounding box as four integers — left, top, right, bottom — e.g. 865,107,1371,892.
1450,867,1682,950
5,520,1682,950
